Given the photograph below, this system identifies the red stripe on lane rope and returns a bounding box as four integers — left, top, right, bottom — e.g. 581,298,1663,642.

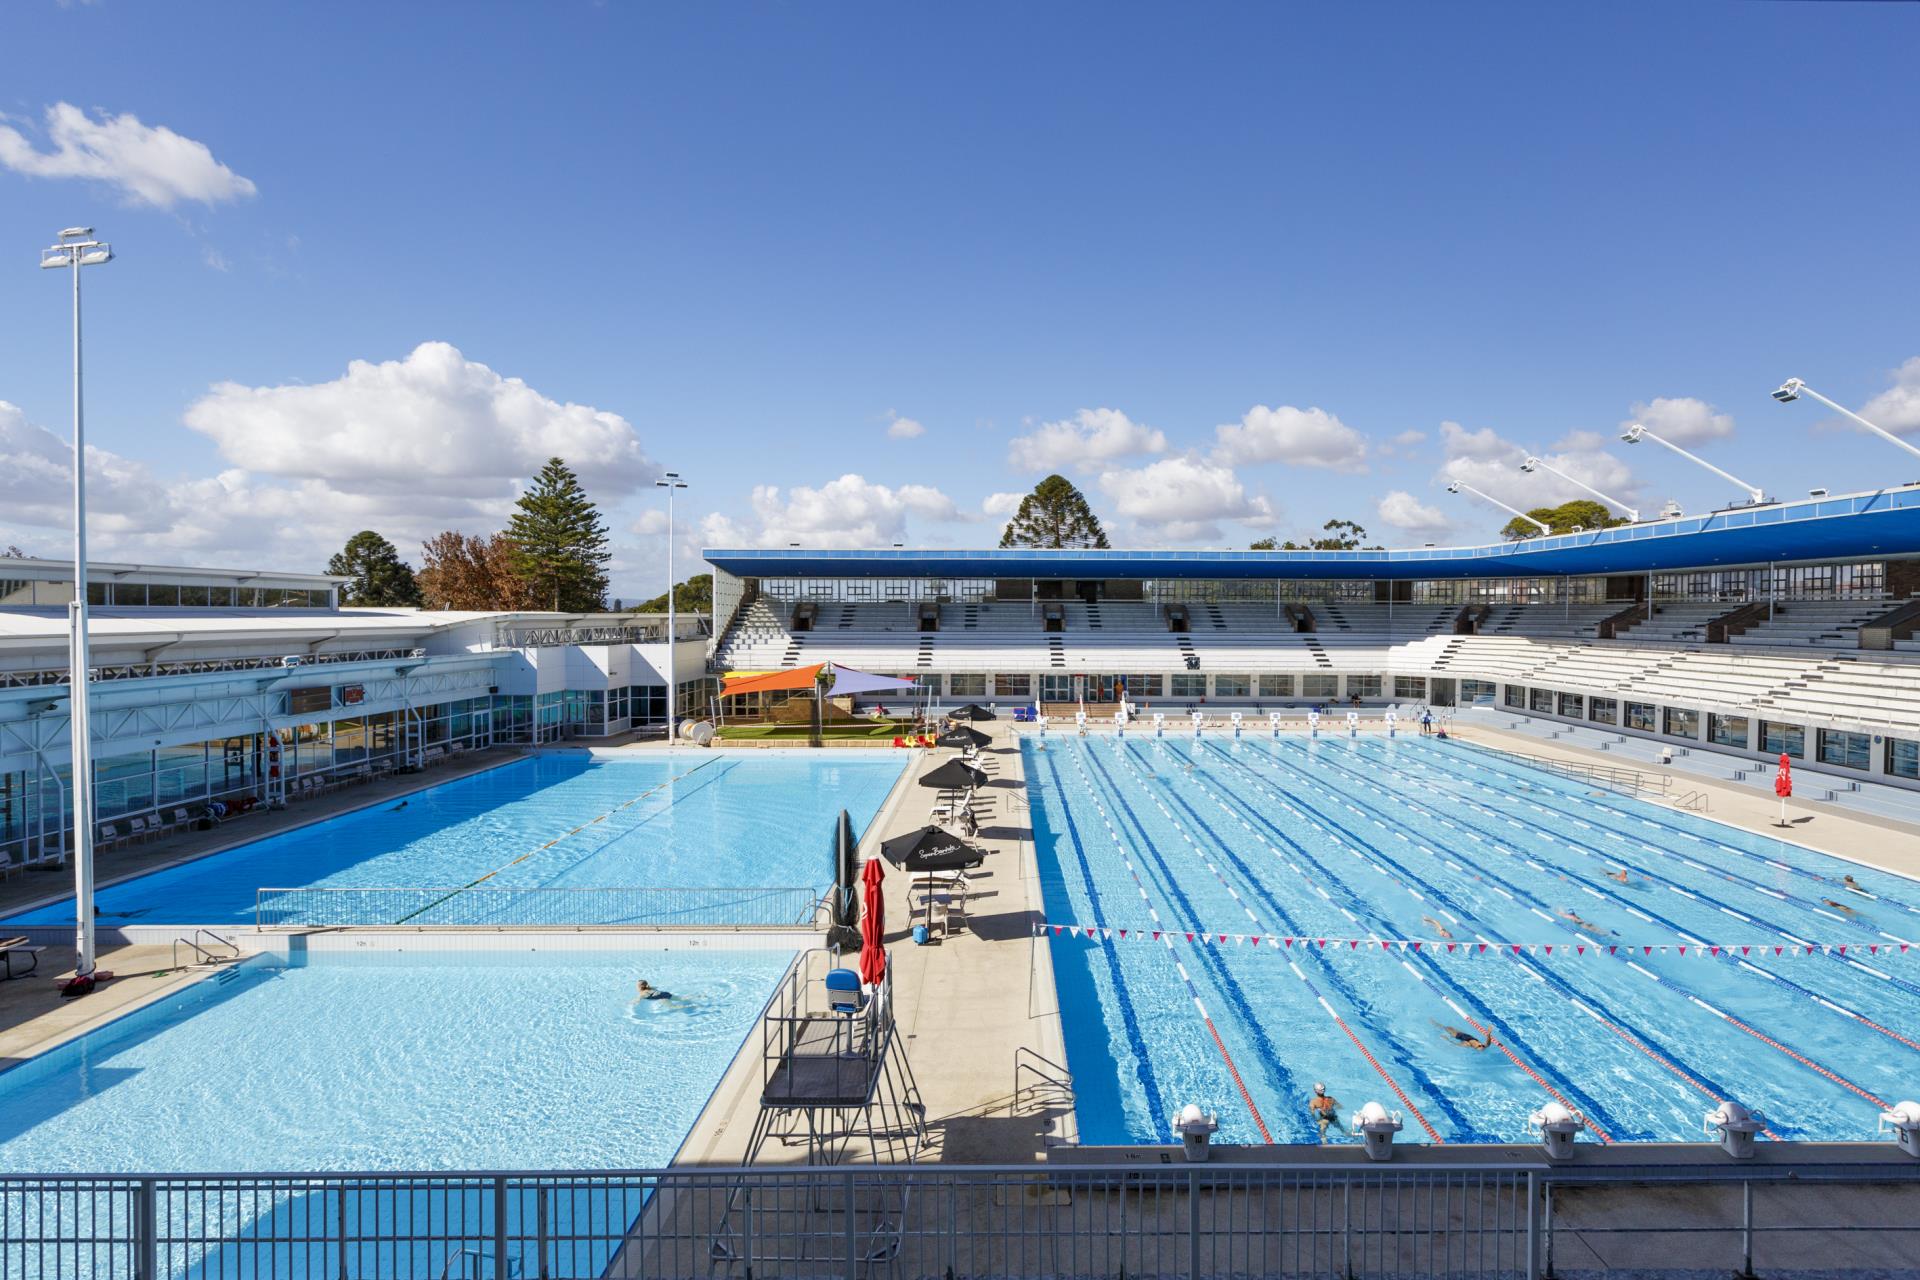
1718,1012,1887,1111
1581,1006,1784,1142
1329,1014,1443,1144
1460,1013,1613,1145
1203,1016,1274,1144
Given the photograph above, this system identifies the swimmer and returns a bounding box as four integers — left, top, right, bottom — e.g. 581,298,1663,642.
1308,1082,1341,1141
1843,874,1870,896
1607,868,1631,885
1822,898,1860,918
1436,1022,1494,1051
1559,909,1605,935
391,800,409,811
1422,915,1454,940
635,979,673,1001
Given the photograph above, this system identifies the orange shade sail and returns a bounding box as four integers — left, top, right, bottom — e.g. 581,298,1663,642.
719,663,826,698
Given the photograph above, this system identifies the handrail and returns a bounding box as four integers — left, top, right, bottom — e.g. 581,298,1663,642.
1468,740,1671,797
1011,1045,1075,1119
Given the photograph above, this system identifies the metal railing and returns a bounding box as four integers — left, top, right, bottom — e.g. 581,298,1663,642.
1465,741,1671,798
4,1160,1917,1279
252,885,823,930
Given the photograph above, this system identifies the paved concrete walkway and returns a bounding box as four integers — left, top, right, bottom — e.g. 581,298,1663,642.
675,724,1071,1167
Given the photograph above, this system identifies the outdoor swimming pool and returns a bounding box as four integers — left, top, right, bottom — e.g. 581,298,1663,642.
0,945,792,1276
1030,733,1920,1147
4,751,905,928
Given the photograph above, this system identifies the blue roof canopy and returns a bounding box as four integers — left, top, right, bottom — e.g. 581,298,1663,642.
706,486,1920,582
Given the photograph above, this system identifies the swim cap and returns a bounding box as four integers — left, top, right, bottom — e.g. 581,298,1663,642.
1313,1082,1326,1095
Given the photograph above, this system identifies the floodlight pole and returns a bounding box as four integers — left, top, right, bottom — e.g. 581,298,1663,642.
41,228,112,983
1620,424,1765,504
1446,479,1550,535
1774,378,1920,464
655,472,688,740
1519,457,1640,523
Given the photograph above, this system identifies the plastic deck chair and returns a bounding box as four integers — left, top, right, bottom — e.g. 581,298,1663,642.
824,967,866,1015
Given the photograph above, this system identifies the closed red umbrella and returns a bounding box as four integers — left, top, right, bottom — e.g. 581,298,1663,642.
1774,752,1793,827
859,857,887,987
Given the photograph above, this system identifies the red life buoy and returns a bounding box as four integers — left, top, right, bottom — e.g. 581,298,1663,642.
267,732,282,780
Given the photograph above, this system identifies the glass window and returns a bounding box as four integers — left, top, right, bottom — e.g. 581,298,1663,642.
1212,674,1250,697
1170,674,1207,698
1708,714,1749,749
1557,692,1584,717
1761,721,1803,758
1346,675,1382,698
1301,674,1338,700
1123,674,1163,697
1394,676,1427,700
994,674,1031,697
1530,688,1555,713
180,585,210,607
1625,702,1656,732
1818,728,1871,770
1663,707,1699,738
1461,679,1496,702
1588,697,1617,725
948,674,986,697
1889,738,1918,781
1505,685,1527,708
1259,674,1293,698
110,582,147,606
1040,675,1075,701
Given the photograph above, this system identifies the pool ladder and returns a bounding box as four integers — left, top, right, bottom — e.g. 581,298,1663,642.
172,929,240,969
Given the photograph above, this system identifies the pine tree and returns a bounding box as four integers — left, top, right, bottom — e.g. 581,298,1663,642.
998,474,1110,549
506,458,612,611
326,530,423,606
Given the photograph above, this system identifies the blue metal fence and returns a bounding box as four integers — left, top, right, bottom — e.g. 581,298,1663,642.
252,885,823,929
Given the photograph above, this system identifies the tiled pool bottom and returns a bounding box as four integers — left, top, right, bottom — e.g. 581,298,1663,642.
0,947,792,1172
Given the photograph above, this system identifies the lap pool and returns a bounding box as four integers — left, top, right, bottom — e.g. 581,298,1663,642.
4,751,905,928
1030,733,1920,1147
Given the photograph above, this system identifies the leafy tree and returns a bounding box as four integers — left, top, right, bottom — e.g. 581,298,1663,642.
998,474,1110,549
635,573,713,614
506,457,612,611
1263,519,1380,551
417,531,538,610
325,530,423,606
1500,499,1628,541
1,545,26,559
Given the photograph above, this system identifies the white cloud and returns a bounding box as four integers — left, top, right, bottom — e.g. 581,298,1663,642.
629,509,670,536
1861,357,1920,435
884,411,926,440
1097,454,1273,542
0,103,256,208
1623,396,1734,445
1211,404,1368,472
1375,490,1452,538
1007,408,1165,471
1390,429,1427,448
1435,420,1642,520
184,341,657,498
982,491,1024,517
701,474,962,548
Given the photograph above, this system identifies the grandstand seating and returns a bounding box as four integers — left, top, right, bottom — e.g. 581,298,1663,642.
711,593,1920,734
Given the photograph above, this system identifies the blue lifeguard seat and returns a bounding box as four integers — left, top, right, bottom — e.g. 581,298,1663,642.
1013,706,1034,723
824,967,866,1015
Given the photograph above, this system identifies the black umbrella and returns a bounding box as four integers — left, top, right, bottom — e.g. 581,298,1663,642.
879,825,986,872
936,724,991,749
951,703,997,721
919,758,988,790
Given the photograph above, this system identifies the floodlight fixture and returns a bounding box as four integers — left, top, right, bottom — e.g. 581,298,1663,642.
1518,456,1640,523
1619,423,1766,505
1772,377,1920,463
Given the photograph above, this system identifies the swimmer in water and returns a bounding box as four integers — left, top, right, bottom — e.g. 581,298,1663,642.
1422,915,1454,940
391,800,409,811
1607,868,1631,885
1843,874,1870,896
1822,898,1860,918
635,979,673,1001
1308,1082,1340,1141
1559,909,1604,935
1436,1022,1494,1051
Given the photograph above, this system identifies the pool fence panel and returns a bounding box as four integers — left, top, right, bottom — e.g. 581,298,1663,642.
6,1159,1920,1279
252,884,824,930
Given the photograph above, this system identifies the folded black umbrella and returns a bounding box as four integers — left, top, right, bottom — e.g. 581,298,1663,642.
950,703,997,721
936,724,991,749
879,825,986,872
919,757,988,790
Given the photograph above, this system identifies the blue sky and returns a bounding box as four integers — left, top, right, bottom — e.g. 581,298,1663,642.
2,1,1918,601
